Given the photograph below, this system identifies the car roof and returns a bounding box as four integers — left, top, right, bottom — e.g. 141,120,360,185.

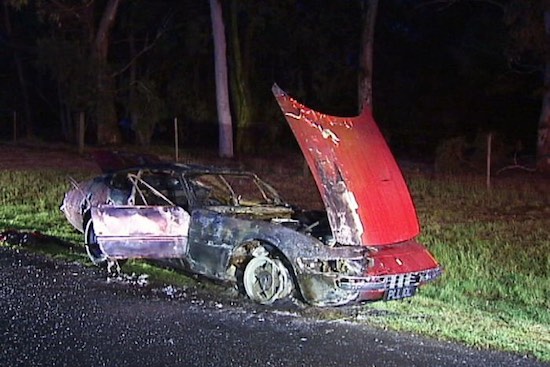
112,162,257,178
92,150,254,177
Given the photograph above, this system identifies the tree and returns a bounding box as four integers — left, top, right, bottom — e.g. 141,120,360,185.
2,0,34,139
210,0,234,158
33,0,123,145
509,0,550,172
425,0,550,171
128,79,165,147
117,2,169,147
37,37,96,142
358,0,379,112
91,0,123,144
229,0,255,154
539,6,550,172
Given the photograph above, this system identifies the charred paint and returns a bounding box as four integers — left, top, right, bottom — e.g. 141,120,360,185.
92,205,190,259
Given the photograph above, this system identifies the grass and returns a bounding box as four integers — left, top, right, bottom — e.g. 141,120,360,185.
0,170,85,238
363,174,549,361
0,165,548,361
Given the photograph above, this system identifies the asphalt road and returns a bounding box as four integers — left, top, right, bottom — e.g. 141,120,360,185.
0,247,547,367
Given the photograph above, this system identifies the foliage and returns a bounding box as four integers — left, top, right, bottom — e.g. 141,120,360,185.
36,38,97,112
3,0,545,156
4,0,28,10
434,133,514,174
434,136,469,174
504,0,547,58
129,78,166,147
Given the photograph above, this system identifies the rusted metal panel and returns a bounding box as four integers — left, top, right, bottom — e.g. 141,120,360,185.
60,178,111,233
92,205,190,259
273,84,420,246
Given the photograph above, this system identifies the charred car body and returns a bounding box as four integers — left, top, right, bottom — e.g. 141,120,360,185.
61,85,442,306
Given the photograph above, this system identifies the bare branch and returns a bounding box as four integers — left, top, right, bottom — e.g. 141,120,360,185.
48,0,94,20
111,17,170,77
416,0,505,11
112,32,162,77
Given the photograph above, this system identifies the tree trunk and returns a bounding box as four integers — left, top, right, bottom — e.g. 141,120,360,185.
58,80,73,142
2,1,33,138
210,0,234,158
230,0,254,154
127,31,137,145
93,0,122,145
78,112,85,154
538,10,550,173
358,0,378,112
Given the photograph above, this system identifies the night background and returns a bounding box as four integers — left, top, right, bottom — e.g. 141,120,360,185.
0,2,549,363
0,0,545,170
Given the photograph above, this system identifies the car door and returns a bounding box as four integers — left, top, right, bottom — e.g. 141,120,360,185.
91,204,190,260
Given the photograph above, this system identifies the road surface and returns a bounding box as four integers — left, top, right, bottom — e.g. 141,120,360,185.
0,247,546,367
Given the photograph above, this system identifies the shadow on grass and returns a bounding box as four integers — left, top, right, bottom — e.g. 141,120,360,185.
0,228,81,252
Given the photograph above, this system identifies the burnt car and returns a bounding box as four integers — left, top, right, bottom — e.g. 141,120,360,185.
61,85,442,306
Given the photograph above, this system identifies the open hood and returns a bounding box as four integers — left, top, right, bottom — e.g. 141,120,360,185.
273,84,420,246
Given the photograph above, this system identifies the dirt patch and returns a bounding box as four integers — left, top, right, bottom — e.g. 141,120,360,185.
0,142,99,172
2,142,547,211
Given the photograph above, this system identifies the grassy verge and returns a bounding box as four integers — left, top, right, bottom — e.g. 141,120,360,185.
362,174,549,361
0,168,548,361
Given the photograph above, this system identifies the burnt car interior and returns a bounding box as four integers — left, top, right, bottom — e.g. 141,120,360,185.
106,167,333,243
109,170,184,207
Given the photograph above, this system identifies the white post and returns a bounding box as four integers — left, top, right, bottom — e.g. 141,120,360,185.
486,133,492,190
12,110,16,143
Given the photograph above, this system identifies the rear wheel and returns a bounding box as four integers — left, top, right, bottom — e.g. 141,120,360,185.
84,217,123,276
242,246,293,304
84,218,107,266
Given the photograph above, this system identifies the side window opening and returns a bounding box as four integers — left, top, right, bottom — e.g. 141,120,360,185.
189,175,233,206
127,171,188,209
188,173,280,207
110,172,133,190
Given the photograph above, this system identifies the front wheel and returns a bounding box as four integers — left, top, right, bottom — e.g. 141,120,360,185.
242,251,293,304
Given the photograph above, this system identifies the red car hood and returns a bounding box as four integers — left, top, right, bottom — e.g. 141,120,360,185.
273,84,420,246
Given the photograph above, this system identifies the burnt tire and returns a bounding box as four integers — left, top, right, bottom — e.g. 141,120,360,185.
84,218,107,266
242,247,294,305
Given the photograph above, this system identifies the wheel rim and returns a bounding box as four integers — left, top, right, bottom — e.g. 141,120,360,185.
243,255,292,304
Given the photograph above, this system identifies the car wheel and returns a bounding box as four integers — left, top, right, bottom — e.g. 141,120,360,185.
242,248,293,304
84,218,107,266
